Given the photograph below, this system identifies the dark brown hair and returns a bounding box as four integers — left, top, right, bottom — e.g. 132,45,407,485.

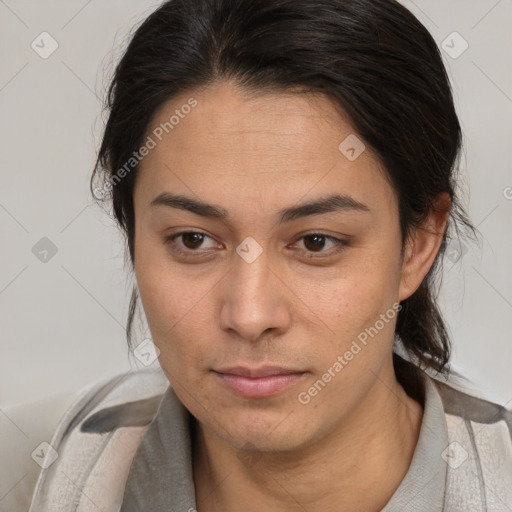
90,0,477,392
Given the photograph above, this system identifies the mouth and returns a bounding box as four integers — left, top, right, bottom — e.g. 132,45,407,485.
212,366,308,398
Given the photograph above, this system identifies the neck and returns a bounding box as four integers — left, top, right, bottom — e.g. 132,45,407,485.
192,362,424,512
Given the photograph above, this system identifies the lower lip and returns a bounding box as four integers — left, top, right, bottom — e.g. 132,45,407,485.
214,372,306,398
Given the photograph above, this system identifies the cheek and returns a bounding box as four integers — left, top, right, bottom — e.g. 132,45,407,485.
328,246,400,310
135,230,197,327
134,244,200,355
136,266,210,392
321,251,401,354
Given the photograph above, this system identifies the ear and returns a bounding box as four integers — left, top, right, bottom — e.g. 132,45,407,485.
399,192,451,302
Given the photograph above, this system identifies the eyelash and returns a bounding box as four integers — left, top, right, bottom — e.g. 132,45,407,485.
164,231,347,258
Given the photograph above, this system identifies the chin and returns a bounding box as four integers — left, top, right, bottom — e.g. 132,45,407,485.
208,411,314,454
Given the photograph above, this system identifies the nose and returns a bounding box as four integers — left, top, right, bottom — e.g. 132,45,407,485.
219,245,291,343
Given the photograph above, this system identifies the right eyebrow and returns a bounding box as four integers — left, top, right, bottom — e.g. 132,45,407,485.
150,192,228,220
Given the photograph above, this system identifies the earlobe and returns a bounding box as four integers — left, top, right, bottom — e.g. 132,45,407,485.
398,193,451,301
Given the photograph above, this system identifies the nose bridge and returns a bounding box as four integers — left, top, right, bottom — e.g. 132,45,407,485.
220,240,289,340
230,241,272,307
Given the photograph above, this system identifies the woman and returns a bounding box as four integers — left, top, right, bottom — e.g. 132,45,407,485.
15,0,512,510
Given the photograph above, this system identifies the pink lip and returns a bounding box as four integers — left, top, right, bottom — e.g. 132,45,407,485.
213,366,307,398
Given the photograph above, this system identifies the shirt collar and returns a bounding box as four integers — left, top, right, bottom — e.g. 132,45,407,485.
381,372,448,511
120,386,196,512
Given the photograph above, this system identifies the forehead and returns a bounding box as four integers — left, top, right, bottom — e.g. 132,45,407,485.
135,80,394,212
145,81,353,159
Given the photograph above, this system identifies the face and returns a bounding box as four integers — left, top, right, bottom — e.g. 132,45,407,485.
133,80,412,452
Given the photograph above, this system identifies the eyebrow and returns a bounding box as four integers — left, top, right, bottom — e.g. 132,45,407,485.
149,192,370,223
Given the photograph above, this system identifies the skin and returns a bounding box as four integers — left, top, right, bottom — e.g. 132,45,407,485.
133,80,450,512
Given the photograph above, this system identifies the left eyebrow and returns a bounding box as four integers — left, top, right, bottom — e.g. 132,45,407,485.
277,194,371,223
149,192,370,223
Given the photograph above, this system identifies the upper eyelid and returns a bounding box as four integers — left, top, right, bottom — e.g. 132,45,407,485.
292,234,345,253
166,231,219,248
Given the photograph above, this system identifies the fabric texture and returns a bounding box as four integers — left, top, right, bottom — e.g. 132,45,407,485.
18,366,512,512
0,392,79,512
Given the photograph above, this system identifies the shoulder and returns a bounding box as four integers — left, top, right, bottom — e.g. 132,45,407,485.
0,392,78,512
427,373,512,509
2,368,169,512
432,374,512,429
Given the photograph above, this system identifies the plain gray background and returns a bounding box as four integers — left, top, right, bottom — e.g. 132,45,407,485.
1,0,511,409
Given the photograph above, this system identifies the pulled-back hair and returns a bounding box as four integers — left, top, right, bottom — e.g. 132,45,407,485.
91,0,477,393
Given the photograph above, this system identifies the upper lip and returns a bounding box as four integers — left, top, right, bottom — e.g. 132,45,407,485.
214,366,305,378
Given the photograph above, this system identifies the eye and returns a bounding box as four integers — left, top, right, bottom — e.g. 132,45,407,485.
292,233,347,256
164,231,219,255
